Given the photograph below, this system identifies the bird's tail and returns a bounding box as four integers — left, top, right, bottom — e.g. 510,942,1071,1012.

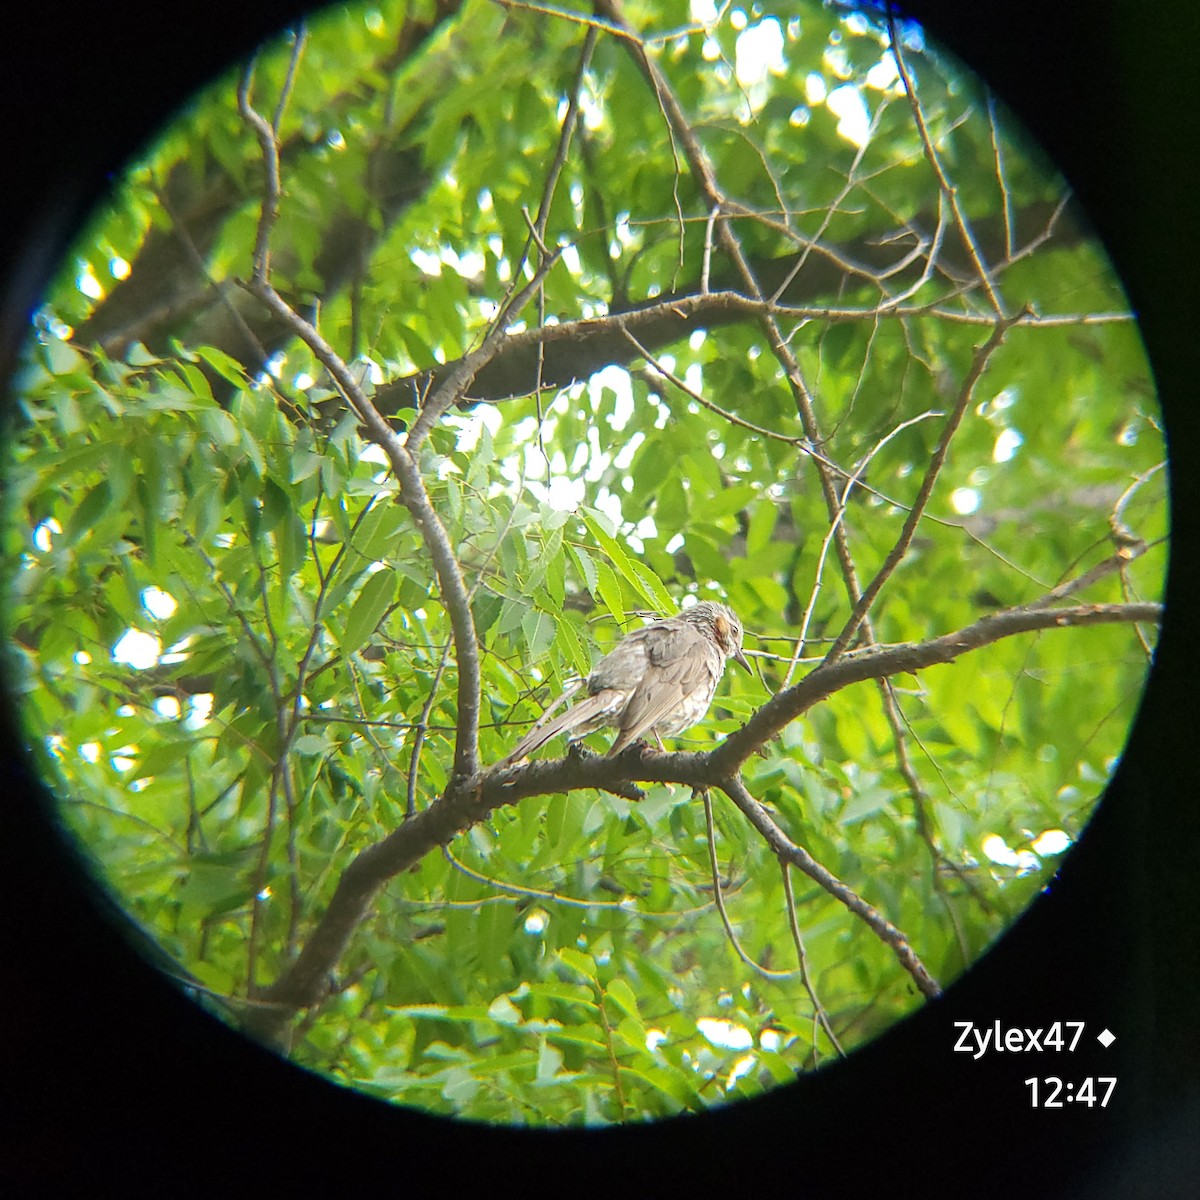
497,690,616,767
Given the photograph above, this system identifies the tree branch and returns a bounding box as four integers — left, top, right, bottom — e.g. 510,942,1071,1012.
721,776,940,1000
823,311,1020,662
712,601,1160,776
889,10,1004,315
238,65,483,783
241,594,1156,1039
368,202,1086,413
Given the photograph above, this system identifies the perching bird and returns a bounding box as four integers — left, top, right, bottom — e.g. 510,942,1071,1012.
500,602,750,765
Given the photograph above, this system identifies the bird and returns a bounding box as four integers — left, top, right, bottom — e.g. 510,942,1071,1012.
500,602,750,765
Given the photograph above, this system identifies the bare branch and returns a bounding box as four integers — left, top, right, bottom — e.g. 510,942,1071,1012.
786,410,944,689
701,789,801,981
824,311,1019,663
237,65,283,282
889,12,1004,315
504,25,598,319
721,776,941,1000
621,325,805,447
403,243,565,448
1020,538,1161,611
985,91,1015,260
779,855,846,1058
713,601,1159,776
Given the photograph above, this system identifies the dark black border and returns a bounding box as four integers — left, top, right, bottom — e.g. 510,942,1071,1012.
2,2,1197,1194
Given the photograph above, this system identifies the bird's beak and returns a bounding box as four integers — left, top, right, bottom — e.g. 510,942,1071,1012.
733,648,763,688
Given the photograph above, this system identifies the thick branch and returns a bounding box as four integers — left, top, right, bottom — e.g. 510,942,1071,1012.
74,5,462,373
242,596,1156,1039
245,281,483,782
370,200,1082,413
712,600,1160,776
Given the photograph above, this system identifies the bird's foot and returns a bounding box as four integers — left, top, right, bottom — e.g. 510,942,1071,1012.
613,737,652,757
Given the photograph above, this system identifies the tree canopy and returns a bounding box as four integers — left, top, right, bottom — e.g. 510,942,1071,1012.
4,0,1165,1124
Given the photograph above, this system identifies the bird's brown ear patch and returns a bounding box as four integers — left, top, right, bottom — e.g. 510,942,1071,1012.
714,613,730,640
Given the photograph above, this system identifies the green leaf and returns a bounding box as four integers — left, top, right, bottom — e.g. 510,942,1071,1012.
604,978,641,1019
293,733,331,756
340,569,396,655
521,608,556,661
351,501,407,561
555,614,591,677
535,1040,565,1084
63,480,113,544
625,558,676,614
557,947,598,981
193,344,250,388
42,337,85,375
594,561,626,627
290,449,326,484
581,509,670,614
569,542,599,595
131,736,195,781
486,994,522,1026
201,408,240,449
745,502,778,555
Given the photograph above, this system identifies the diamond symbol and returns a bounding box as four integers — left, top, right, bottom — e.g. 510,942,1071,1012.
1097,1028,1116,1048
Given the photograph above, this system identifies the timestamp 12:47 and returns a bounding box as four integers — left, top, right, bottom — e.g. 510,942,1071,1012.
1025,1077,1117,1108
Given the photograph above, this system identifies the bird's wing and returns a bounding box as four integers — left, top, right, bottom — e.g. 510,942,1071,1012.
589,631,650,690
608,629,717,754
499,688,623,766
645,622,704,666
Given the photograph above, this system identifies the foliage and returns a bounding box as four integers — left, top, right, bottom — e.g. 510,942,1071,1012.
3,0,1164,1124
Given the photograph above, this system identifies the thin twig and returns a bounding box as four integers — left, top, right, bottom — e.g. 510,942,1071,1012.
889,12,1004,316
237,65,282,281
786,409,944,688
272,25,308,135
985,91,1015,260
720,777,941,999
1110,461,1165,547
621,325,804,447
1019,538,1160,611
701,790,801,980
824,312,1019,663
779,858,845,1058
711,599,1161,778
405,243,566,448
526,26,597,258
154,185,268,367
406,637,452,819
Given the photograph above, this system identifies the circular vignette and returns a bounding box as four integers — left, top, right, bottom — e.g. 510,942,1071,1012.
0,0,1182,1163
